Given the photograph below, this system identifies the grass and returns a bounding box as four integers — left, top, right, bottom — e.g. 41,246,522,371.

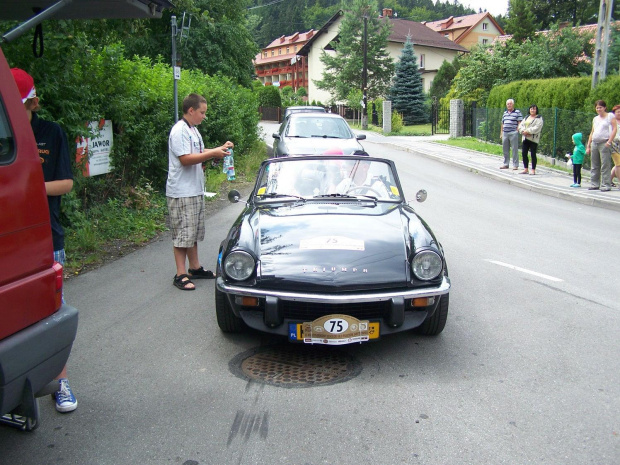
64,141,270,276
64,189,168,275
349,122,433,136
434,137,572,173
437,137,504,156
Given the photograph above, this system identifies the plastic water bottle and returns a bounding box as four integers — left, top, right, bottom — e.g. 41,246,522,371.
223,149,235,181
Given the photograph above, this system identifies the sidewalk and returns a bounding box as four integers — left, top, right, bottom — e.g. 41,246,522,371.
361,132,620,212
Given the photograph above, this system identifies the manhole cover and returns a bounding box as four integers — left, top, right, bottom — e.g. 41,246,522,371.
229,345,362,388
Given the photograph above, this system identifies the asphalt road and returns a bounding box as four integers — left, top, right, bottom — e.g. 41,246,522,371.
1,136,618,465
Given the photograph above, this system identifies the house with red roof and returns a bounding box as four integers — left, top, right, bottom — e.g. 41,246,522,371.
494,21,619,45
294,9,469,104
254,30,315,91
423,12,505,49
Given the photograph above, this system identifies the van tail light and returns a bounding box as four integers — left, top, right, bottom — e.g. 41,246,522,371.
52,261,64,310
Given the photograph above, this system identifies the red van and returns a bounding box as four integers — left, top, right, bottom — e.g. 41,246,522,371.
0,48,78,431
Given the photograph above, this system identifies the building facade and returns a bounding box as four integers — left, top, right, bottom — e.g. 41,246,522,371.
254,30,315,92
423,12,505,50
296,9,469,104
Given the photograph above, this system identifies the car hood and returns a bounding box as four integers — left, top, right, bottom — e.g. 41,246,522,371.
283,137,363,156
253,204,411,290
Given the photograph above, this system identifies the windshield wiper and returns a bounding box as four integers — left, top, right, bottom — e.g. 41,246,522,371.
313,193,357,199
257,193,306,202
353,194,378,202
310,135,340,138
313,193,378,203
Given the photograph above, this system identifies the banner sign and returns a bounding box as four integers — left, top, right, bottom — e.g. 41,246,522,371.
76,119,113,177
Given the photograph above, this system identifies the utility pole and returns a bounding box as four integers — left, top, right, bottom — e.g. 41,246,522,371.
171,15,180,121
592,0,614,88
362,14,368,130
171,13,191,121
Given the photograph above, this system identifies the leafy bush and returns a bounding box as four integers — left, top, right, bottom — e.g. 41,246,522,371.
391,111,404,133
257,84,282,107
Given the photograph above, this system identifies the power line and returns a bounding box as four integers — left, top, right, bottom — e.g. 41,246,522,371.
248,0,288,10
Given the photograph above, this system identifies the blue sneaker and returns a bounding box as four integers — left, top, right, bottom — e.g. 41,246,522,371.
570,183,580,188
54,378,77,413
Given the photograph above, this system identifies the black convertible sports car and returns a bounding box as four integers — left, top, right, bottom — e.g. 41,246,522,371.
215,155,450,345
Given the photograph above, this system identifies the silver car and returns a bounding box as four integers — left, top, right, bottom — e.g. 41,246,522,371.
273,113,367,157
282,105,326,121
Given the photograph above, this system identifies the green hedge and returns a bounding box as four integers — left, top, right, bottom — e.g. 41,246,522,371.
488,75,620,112
487,77,592,111
587,76,620,110
4,43,259,191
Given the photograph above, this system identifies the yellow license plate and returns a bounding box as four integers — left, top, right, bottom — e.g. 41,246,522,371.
291,314,379,345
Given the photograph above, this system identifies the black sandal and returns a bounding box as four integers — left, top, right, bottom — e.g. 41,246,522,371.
173,274,195,290
188,266,215,279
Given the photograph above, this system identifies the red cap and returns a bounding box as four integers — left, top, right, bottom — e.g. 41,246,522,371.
10,68,37,103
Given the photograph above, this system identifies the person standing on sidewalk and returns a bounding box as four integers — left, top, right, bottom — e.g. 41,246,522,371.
500,99,523,170
585,100,616,191
568,132,586,187
610,105,620,188
10,68,78,413
166,93,233,291
517,104,543,175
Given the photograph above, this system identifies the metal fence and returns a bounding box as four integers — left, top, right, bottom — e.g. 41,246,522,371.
431,100,450,135
431,101,476,136
475,107,594,168
259,106,281,122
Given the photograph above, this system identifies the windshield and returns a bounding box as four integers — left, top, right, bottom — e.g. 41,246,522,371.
254,158,401,201
286,117,353,139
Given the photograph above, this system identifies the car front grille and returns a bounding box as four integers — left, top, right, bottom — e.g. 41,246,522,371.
280,300,391,321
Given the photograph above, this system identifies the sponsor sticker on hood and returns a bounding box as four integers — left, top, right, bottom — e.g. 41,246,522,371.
299,236,364,251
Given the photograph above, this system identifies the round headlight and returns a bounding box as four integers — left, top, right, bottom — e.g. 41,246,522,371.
224,251,255,281
411,250,443,281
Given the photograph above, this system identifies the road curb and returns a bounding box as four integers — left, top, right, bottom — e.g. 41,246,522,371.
381,141,620,213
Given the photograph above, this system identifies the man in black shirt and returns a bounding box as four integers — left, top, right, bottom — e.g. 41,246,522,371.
11,68,77,413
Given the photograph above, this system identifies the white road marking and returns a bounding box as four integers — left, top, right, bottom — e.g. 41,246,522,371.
484,259,563,282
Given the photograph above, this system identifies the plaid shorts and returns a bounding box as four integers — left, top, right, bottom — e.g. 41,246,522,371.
167,195,205,248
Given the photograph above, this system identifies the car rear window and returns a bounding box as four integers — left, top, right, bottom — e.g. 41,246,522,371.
0,99,15,165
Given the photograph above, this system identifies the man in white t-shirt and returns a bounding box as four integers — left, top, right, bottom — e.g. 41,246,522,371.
166,93,234,290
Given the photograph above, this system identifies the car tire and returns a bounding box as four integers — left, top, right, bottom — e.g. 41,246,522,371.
215,287,245,333
416,294,449,336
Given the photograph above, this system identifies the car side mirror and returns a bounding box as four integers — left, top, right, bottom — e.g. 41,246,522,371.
416,189,427,203
356,134,366,140
228,189,241,203
272,133,281,140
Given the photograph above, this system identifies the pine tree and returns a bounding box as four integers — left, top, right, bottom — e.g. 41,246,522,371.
389,36,427,125
505,0,541,43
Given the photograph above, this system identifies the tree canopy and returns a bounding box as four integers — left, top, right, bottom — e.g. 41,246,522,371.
429,58,461,100
504,0,541,43
449,26,594,105
247,0,479,47
1,0,258,87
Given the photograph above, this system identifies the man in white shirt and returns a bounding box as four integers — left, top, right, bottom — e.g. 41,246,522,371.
166,93,233,290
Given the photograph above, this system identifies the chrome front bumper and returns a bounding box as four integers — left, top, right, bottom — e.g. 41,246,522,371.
216,275,450,303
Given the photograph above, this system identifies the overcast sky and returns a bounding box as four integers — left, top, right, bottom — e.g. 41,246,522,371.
459,0,509,17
